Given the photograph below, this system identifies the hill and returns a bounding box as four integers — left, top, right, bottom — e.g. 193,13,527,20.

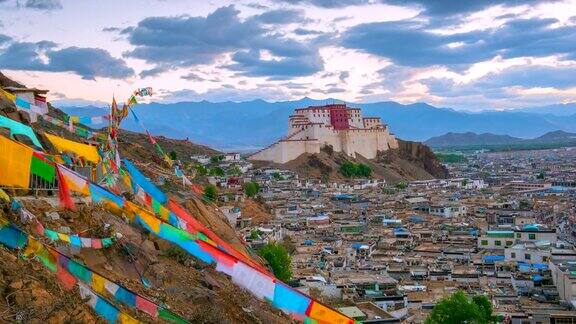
425,130,576,150
0,71,291,322
254,140,448,184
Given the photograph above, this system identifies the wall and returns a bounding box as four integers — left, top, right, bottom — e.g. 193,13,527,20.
249,139,320,164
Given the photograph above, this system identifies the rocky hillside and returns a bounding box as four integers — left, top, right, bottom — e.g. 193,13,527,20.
0,71,289,322
259,140,448,184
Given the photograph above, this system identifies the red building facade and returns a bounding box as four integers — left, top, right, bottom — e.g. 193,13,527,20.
328,104,350,130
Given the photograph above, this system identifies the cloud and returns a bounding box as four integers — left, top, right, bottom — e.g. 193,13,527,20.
294,28,324,35
0,40,134,80
424,64,576,97
312,86,346,94
0,34,10,44
250,9,308,25
339,71,349,82
102,27,122,33
24,0,62,10
273,0,369,8
180,72,203,81
123,5,324,79
380,0,555,18
227,49,323,79
341,18,576,68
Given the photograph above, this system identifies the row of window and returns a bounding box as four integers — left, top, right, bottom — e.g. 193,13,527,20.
481,240,514,246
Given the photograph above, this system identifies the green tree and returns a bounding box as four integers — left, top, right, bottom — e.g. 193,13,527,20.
272,172,284,181
169,150,178,161
244,181,260,198
357,164,372,177
228,166,242,176
339,162,371,178
259,242,292,282
209,167,225,177
203,184,218,202
339,162,357,177
426,290,495,324
537,172,545,179
193,164,208,176
210,155,224,163
249,229,260,240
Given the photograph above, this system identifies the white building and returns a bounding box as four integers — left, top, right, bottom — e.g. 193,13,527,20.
429,203,467,218
224,152,241,161
249,104,398,164
549,261,576,304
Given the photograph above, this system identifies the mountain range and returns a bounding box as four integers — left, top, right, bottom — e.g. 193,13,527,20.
425,130,576,149
60,98,576,151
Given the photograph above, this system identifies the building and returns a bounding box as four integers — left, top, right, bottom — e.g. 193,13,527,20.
549,260,576,305
249,104,398,164
428,203,467,218
478,230,516,249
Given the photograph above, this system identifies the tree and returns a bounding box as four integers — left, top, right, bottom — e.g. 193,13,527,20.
203,184,218,202
259,242,292,282
210,155,224,163
244,181,260,198
426,290,495,324
339,162,371,178
193,164,208,176
357,164,372,177
272,172,284,181
209,167,225,177
169,150,178,161
339,162,357,178
228,166,242,176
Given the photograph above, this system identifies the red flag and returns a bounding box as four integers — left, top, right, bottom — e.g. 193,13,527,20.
56,166,76,210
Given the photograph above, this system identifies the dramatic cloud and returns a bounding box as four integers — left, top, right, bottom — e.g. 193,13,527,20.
341,18,576,67
0,40,134,79
424,64,576,97
123,5,324,79
227,49,323,79
24,0,62,10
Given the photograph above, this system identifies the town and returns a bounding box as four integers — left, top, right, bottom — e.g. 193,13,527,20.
192,146,576,323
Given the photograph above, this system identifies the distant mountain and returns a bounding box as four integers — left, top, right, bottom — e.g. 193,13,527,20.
510,103,576,116
426,132,523,147
425,130,576,149
60,98,576,150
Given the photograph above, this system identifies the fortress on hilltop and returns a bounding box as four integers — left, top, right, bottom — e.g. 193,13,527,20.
249,103,398,164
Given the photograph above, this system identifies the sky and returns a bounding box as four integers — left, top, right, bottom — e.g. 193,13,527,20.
0,0,575,111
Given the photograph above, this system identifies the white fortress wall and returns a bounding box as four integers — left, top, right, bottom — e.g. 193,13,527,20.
250,139,321,164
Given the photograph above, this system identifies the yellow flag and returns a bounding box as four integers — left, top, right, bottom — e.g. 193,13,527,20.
45,133,101,163
0,89,16,102
0,135,33,188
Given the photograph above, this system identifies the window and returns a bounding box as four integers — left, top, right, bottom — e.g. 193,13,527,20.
525,254,531,260
511,252,516,258
495,240,502,246
528,234,536,240
481,240,488,246
516,233,521,238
